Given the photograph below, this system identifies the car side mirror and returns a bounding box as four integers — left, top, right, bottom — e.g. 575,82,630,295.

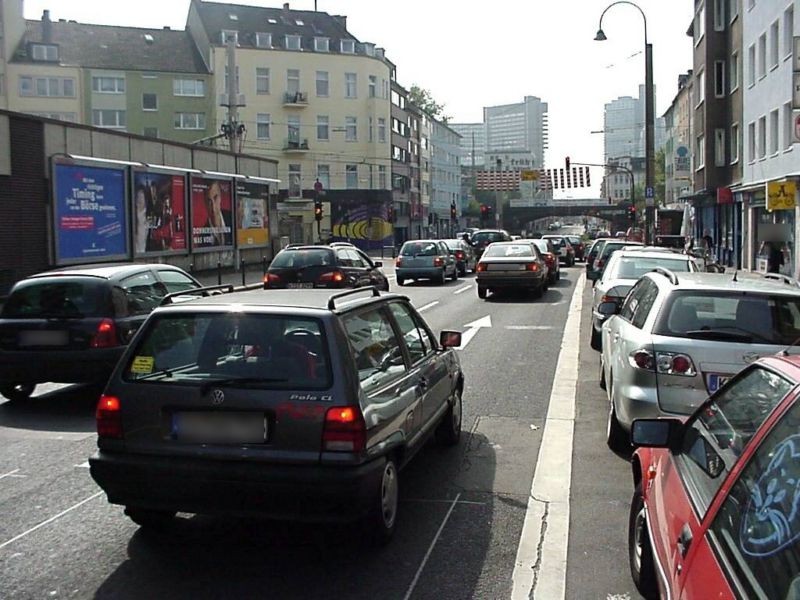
631,418,682,448
439,330,462,348
373,261,383,268
597,301,620,317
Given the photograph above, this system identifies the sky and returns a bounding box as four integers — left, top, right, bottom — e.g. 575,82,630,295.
22,0,694,195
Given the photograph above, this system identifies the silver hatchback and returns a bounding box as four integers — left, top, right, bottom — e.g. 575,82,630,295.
600,270,800,450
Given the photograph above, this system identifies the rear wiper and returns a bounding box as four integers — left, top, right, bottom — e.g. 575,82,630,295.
200,377,289,394
685,329,753,342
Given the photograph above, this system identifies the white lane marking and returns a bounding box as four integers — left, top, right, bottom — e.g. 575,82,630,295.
505,326,554,331
403,492,462,600
402,497,486,506
74,461,90,469
511,273,584,600
0,491,104,550
0,469,20,480
458,315,492,350
454,284,473,295
417,301,439,313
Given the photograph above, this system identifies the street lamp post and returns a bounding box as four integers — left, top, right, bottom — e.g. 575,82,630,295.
595,0,655,244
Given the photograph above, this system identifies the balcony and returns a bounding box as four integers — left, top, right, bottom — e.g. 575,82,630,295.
283,138,310,153
283,91,309,106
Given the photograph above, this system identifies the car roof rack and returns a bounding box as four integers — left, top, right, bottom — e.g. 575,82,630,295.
160,284,235,306
651,267,679,285
327,286,381,310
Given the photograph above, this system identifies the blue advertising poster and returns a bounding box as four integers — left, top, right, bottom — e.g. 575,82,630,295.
54,163,128,263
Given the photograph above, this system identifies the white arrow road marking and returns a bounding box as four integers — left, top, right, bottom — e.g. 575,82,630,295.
417,301,439,313
505,325,554,331
458,315,492,350
454,284,473,295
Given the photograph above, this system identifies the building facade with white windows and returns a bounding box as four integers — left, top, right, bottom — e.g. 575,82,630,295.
430,118,461,236
450,122,485,168
483,96,548,170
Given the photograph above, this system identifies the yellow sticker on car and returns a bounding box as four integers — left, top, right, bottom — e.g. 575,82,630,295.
130,356,154,374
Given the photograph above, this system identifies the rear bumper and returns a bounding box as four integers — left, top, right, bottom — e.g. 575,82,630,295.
89,451,385,522
476,274,544,288
396,267,443,279
0,347,123,384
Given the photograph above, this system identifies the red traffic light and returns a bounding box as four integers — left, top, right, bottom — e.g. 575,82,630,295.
480,204,488,215
565,156,571,170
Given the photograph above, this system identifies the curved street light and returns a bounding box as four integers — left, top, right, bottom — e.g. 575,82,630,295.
594,0,655,244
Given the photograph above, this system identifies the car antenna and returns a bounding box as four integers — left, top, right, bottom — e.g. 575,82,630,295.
780,333,800,356
732,270,738,282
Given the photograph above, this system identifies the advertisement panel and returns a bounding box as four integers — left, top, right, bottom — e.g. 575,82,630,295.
190,177,233,249
53,163,128,264
235,180,270,247
132,170,187,254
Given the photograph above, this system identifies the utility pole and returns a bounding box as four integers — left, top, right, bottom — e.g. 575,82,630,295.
221,37,245,153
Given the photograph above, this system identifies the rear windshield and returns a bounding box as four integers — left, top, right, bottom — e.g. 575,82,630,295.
532,241,549,253
600,243,630,258
123,313,331,389
608,256,692,279
2,278,107,318
443,240,462,250
654,291,800,345
271,249,334,268
567,237,581,245
472,232,505,244
483,244,534,258
544,237,565,247
401,241,439,256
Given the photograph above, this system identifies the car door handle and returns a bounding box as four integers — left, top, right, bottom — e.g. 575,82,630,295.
677,523,693,558
418,377,428,391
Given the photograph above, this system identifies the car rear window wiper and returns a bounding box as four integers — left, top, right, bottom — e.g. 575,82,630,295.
200,377,289,394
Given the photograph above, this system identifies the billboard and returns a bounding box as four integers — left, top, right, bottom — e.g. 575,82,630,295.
190,177,233,249
235,180,270,247
53,163,128,264
132,170,187,254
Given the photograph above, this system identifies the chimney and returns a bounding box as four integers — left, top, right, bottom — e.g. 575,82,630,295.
332,15,347,29
42,9,52,43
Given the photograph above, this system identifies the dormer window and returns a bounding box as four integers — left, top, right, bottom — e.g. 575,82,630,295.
340,39,355,54
221,30,238,45
295,19,305,26
285,34,301,50
363,43,375,57
314,37,329,52
30,43,58,62
255,32,272,48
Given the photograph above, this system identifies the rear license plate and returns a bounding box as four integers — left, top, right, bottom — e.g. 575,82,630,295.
18,330,69,347
172,412,268,444
488,264,525,271
286,283,314,289
706,373,732,394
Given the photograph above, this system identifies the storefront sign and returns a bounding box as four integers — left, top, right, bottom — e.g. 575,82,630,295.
767,181,798,211
190,177,233,249
717,187,734,204
132,170,187,255
53,163,128,264
235,180,270,247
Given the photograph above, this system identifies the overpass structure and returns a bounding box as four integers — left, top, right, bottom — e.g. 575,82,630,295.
502,199,634,232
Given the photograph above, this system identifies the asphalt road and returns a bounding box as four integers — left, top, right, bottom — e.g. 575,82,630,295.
0,228,644,600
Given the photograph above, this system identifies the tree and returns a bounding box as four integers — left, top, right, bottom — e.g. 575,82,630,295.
409,85,449,122
654,148,666,206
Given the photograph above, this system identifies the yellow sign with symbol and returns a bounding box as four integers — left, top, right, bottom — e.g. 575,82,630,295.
130,356,154,374
767,181,797,211
520,170,539,181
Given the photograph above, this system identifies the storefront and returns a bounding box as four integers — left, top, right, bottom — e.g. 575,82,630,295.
743,183,797,276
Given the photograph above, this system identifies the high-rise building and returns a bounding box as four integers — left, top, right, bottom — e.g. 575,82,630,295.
603,85,666,163
483,96,548,170
450,122,485,167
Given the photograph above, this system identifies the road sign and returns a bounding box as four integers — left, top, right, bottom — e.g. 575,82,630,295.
767,181,797,211
520,169,539,181
645,187,654,198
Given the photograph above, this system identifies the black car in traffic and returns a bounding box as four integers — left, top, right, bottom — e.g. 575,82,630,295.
0,263,200,402
264,245,390,291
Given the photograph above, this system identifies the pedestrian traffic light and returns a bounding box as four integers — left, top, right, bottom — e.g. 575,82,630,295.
450,203,457,220
565,156,571,171
314,200,323,222
628,205,636,222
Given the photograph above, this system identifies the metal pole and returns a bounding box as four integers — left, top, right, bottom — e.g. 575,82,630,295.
241,258,246,286
226,38,239,154
644,42,655,245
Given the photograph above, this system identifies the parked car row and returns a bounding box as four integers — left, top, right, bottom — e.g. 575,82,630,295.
584,240,800,599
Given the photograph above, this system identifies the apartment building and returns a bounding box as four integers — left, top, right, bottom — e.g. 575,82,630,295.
430,118,462,236
187,0,393,249
1,6,214,141
663,72,694,205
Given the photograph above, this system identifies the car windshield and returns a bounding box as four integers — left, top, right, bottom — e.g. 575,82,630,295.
655,291,800,345
544,237,564,247
401,241,439,256
1,278,106,318
472,232,505,244
483,244,534,258
607,256,692,279
123,313,331,389
270,249,334,268
443,240,462,250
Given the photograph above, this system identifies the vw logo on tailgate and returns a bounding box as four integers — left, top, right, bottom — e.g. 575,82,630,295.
742,352,760,364
210,389,225,405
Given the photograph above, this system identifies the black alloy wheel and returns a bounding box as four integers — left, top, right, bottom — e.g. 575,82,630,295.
477,286,487,299
0,383,36,403
125,507,177,531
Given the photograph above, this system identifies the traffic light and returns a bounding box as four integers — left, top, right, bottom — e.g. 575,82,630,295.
565,156,571,171
628,204,636,223
450,203,457,220
314,200,323,222
387,205,396,223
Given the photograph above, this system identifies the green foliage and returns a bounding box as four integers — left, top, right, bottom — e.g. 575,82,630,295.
409,85,449,122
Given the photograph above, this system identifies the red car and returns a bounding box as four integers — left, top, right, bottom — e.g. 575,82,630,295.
628,355,800,599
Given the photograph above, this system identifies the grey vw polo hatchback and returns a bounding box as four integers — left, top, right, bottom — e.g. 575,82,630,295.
89,286,464,544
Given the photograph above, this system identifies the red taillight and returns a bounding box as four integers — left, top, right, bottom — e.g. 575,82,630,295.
455,250,465,260
655,352,696,376
96,394,122,438
630,349,655,371
318,270,345,284
263,273,281,286
525,262,540,272
597,259,605,268
672,356,692,373
433,257,444,267
395,257,403,267
476,263,487,272
91,318,119,348
322,406,366,452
